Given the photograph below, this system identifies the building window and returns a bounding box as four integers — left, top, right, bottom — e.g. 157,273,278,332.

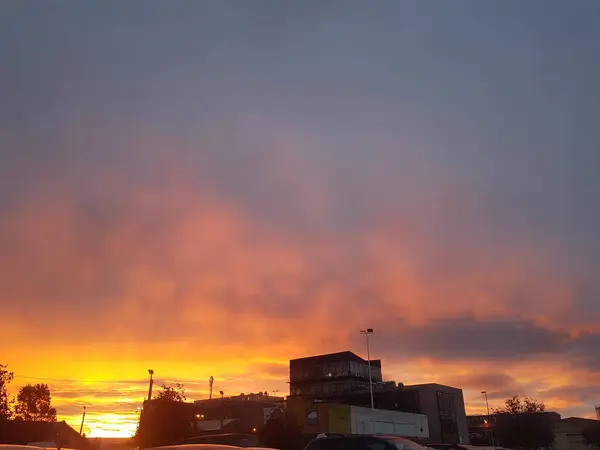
306,409,319,426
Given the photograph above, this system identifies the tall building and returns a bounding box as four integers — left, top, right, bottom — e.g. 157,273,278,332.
323,383,469,444
289,352,469,444
289,351,383,397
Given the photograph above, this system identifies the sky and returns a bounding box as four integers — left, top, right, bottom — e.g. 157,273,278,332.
1,0,600,438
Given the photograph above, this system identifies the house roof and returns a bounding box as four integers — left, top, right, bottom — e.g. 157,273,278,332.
0,420,84,447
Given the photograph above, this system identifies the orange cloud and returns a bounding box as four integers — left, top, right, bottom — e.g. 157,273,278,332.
2,118,599,436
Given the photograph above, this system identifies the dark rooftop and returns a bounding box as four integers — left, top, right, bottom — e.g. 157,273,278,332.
290,351,382,368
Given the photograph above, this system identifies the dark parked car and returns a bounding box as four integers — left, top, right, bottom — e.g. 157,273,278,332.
174,434,259,447
305,435,428,450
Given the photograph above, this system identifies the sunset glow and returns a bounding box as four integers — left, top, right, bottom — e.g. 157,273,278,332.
2,0,600,437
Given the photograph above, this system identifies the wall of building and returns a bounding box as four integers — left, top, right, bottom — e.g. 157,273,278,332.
347,406,429,438
287,396,428,439
554,418,599,450
193,396,283,433
404,384,469,445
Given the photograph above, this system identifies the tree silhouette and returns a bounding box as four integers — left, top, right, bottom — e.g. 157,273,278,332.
14,383,57,422
155,383,186,402
0,364,14,420
493,395,554,450
260,407,303,450
134,383,191,448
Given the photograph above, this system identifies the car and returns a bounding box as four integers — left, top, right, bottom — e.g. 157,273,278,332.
0,447,46,450
305,434,429,450
145,444,245,450
247,447,280,450
174,434,259,447
428,445,493,450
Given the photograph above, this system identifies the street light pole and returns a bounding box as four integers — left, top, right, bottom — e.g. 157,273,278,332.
79,406,86,436
219,390,224,432
147,369,154,401
360,329,375,410
482,391,494,446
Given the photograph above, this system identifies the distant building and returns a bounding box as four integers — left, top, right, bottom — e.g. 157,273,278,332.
193,392,285,434
138,392,284,448
470,411,564,448
554,417,599,450
467,414,497,445
0,420,87,449
289,351,383,398
289,352,469,444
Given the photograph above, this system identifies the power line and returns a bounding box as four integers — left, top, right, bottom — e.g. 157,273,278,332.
13,375,145,384
14,374,262,385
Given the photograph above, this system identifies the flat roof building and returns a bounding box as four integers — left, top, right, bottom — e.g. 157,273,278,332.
290,351,383,398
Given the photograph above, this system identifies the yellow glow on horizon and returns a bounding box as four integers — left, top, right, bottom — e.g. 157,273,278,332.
87,424,136,439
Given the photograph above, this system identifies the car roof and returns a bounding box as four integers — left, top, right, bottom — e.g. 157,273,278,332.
0,447,47,450
314,435,414,441
146,445,245,450
247,448,280,450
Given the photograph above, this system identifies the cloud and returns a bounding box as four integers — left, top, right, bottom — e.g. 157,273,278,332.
371,316,568,362
444,373,520,395
568,333,600,371
2,0,600,436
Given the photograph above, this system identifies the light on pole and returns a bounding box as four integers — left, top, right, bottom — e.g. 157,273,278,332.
482,391,494,446
360,328,375,410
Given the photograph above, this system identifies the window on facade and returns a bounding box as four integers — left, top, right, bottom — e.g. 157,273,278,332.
314,384,323,396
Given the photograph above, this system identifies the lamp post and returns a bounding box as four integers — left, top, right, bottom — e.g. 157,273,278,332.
219,390,224,432
79,406,86,436
147,369,154,401
482,391,494,446
360,328,375,410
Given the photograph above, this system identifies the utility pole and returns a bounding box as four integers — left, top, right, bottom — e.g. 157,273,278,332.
482,391,494,446
147,369,154,401
360,328,375,410
79,406,86,436
209,376,214,400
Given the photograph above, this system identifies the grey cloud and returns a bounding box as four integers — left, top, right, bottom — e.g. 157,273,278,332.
568,333,600,371
374,316,568,361
373,318,600,374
